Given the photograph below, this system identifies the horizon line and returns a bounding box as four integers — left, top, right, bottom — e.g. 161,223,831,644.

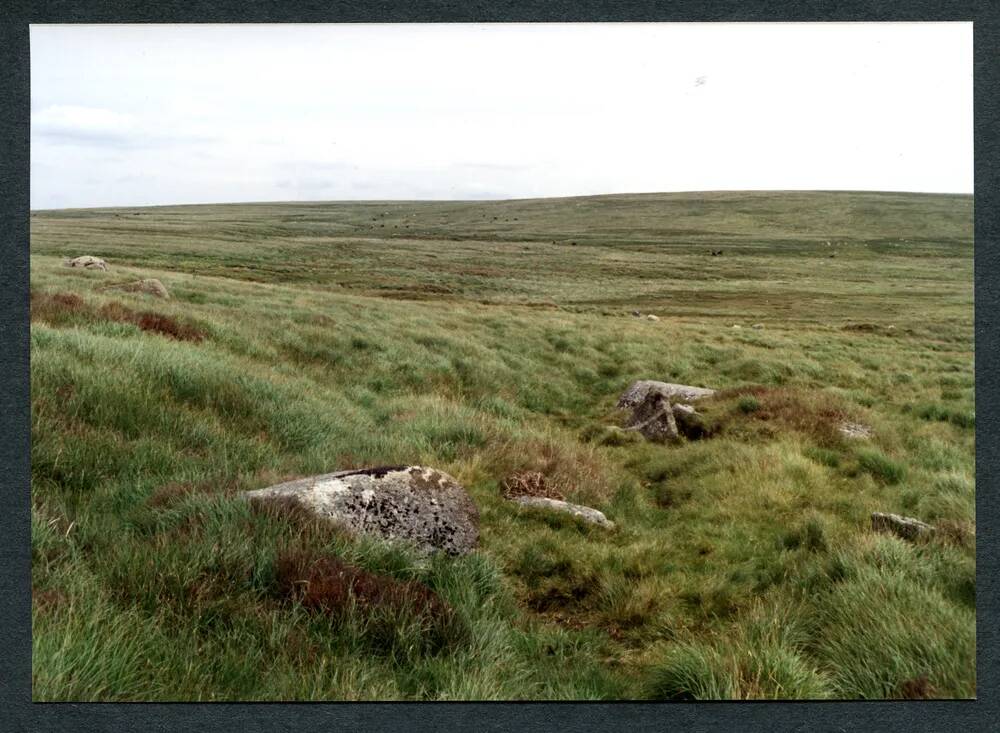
30,188,974,213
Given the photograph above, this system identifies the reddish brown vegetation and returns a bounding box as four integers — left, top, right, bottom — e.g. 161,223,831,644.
274,550,459,646
146,481,202,508
934,519,976,549
32,587,67,612
275,550,462,651
500,471,565,501
715,385,852,445
99,302,204,342
897,675,937,699
148,475,255,508
30,290,205,343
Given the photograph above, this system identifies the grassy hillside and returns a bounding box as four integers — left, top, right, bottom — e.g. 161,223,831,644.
30,191,975,700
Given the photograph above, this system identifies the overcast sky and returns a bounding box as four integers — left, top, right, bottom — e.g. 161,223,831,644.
30,23,972,209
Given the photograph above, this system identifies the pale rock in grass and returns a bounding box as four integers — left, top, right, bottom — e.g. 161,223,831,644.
102,278,170,299
839,422,872,439
751,323,764,330
513,496,614,529
646,314,660,322
617,380,716,409
243,466,479,556
871,512,934,542
64,255,108,271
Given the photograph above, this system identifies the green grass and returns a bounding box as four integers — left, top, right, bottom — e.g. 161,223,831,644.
30,191,974,700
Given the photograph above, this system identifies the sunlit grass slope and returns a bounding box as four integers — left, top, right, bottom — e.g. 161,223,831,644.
30,191,974,700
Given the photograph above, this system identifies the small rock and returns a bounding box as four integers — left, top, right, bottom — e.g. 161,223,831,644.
243,466,479,556
839,422,872,439
871,512,934,542
646,314,660,322
64,255,108,271
103,278,170,299
624,387,680,443
732,324,742,329
751,323,764,330
617,380,715,409
513,496,614,529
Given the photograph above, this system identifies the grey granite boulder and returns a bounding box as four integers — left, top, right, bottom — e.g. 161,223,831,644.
243,466,479,556
513,496,614,529
617,380,715,409
871,512,934,542
624,387,680,443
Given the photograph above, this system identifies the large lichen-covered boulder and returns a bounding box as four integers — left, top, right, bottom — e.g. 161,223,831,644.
63,255,108,271
513,496,614,529
617,380,715,409
243,466,479,556
624,387,680,443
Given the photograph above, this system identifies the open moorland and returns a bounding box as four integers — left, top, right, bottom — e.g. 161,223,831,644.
30,191,975,700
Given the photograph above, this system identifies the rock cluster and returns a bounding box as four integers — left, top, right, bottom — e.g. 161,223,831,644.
618,381,715,444
616,380,715,409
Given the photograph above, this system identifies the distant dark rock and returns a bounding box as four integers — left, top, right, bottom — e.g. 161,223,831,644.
243,466,479,556
513,496,614,528
871,512,934,542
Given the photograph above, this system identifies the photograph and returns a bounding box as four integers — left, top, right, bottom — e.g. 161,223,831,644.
29,21,974,701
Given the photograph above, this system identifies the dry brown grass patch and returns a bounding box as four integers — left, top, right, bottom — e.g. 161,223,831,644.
713,385,853,446
500,471,565,501
489,438,610,503
933,519,975,549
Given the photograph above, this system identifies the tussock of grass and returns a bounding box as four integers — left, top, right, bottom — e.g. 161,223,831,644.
856,449,906,485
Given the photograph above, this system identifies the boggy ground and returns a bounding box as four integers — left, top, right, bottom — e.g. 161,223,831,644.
30,191,974,700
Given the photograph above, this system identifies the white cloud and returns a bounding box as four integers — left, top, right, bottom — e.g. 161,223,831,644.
30,23,972,209
32,104,136,143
